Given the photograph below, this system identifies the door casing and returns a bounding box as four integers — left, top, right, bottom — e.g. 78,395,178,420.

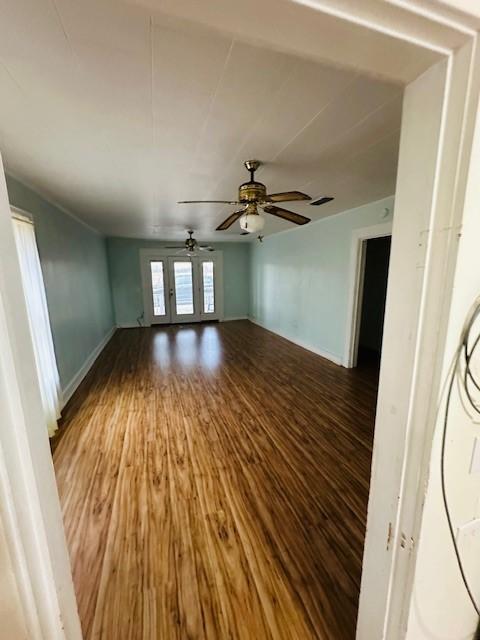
140,248,224,325
1,4,479,640
344,222,393,368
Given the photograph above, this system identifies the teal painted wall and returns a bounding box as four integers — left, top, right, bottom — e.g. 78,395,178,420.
5,171,392,387
6,175,114,390
249,196,394,363
107,237,250,326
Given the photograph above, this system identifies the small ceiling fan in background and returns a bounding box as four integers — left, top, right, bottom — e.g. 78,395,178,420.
177,160,313,233
166,229,213,254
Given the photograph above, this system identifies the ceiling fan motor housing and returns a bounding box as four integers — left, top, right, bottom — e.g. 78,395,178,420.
238,181,267,203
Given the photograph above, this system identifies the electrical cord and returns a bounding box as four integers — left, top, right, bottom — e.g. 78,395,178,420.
440,299,480,617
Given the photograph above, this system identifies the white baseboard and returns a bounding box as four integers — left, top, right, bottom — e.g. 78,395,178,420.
119,318,249,327
61,326,116,407
222,316,249,322
247,317,343,366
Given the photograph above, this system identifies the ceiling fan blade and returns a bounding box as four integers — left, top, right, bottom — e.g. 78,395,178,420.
265,191,311,203
240,232,249,236
199,246,214,251
216,210,245,231
177,200,241,205
165,246,185,249
263,205,311,225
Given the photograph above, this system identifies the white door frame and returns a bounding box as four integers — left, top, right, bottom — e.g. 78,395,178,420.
139,248,224,325
168,255,202,323
344,222,393,368
0,157,82,639
1,3,479,640
140,253,172,324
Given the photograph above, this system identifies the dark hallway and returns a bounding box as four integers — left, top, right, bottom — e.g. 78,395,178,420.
357,236,391,367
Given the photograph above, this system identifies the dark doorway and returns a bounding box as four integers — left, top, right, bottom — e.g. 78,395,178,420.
357,236,391,367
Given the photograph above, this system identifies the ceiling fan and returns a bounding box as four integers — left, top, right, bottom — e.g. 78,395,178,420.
165,229,213,254
177,160,312,233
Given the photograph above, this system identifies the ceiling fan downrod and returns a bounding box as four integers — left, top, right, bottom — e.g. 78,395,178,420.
244,159,261,182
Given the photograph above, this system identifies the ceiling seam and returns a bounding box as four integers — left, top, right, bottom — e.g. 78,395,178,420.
46,0,126,207
48,0,81,70
299,127,401,195
207,64,363,212
150,15,158,224
268,75,361,164
274,87,402,171
206,56,304,210
186,37,236,181
0,59,24,94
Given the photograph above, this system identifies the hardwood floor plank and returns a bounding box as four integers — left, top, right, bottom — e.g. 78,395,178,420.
53,321,378,639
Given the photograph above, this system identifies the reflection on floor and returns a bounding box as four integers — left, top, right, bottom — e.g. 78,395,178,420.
53,321,378,639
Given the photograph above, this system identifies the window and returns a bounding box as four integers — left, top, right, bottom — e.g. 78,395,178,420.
150,261,166,316
202,261,215,313
173,261,194,315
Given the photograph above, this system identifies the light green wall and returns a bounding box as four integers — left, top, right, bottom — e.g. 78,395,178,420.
5,172,393,386
6,175,114,390
249,196,395,363
106,237,250,326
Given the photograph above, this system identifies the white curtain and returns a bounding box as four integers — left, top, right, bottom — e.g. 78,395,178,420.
13,216,62,437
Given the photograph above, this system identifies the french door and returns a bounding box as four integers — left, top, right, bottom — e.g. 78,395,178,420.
168,257,199,323
141,252,222,325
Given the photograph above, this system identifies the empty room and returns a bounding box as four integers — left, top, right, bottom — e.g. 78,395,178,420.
1,2,480,640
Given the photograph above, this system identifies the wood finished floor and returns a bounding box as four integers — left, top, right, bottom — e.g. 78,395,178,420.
53,321,378,640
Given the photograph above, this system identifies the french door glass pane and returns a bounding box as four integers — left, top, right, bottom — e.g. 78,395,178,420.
150,261,166,316
202,261,215,313
174,261,194,315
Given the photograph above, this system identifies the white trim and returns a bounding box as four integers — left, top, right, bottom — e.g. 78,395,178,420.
0,154,82,639
0,402,42,639
116,323,142,329
358,40,480,638
382,39,480,638
222,316,249,322
6,170,102,237
61,327,116,407
248,317,343,366
344,222,393,368
386,0,477,36
139,248,225,325
11,205,34,225
139,251,172,325
292,0,452,54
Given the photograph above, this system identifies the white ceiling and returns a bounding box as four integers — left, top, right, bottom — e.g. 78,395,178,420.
0,0,405,241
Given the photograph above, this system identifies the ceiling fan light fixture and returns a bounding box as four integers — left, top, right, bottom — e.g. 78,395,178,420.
239,212,265,234
181,160,312,230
